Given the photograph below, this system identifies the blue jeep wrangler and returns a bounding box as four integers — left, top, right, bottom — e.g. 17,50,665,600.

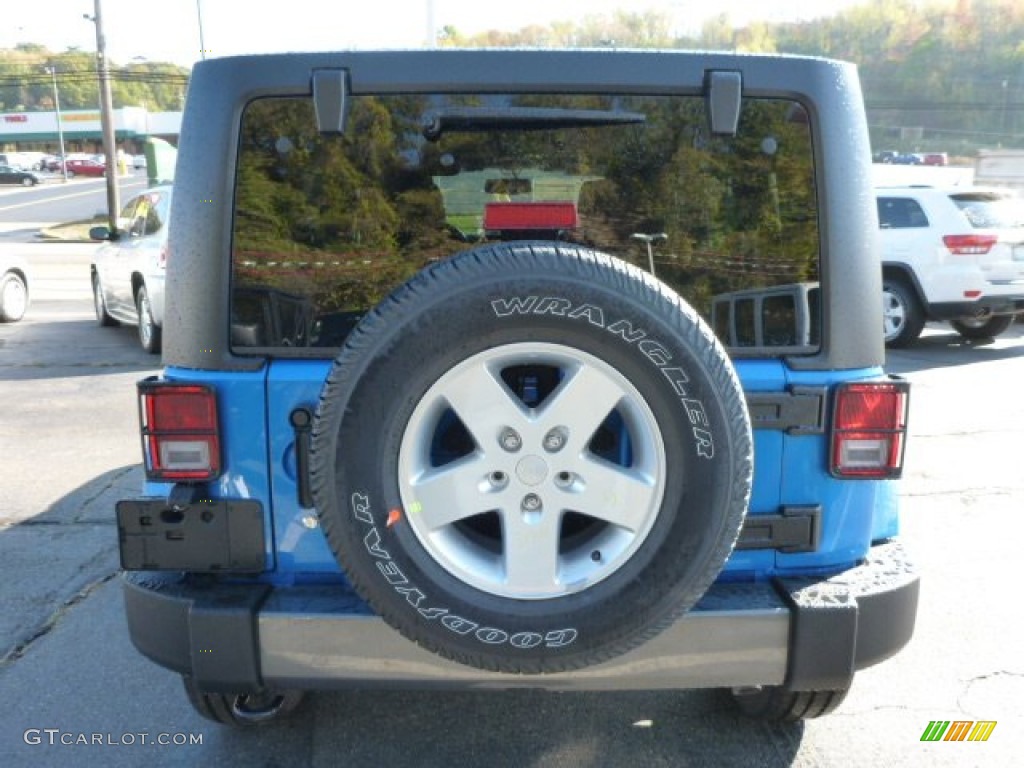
117,49,918,725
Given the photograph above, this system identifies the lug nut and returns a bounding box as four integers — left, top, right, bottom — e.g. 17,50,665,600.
499,428,522,452
521,493,543,512
489,471,509,490
543,427,568,453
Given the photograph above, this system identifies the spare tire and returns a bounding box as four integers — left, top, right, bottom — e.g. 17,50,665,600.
310,242,752,673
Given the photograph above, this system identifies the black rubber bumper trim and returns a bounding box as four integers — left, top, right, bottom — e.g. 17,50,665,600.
123,572,270,693
774,539,919,691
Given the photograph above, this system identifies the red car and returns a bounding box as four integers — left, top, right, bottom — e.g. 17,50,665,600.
63,158,106,177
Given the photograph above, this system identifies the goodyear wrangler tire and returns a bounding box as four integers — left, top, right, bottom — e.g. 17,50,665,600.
310,242,753,673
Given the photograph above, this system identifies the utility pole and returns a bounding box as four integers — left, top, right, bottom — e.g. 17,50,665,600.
426,0,436,48
197,0,207,60
87,0,120,233
44,67,68,183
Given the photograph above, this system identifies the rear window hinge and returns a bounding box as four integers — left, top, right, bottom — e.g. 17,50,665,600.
746,386,827,435
735,505,821,554
312,69,350,135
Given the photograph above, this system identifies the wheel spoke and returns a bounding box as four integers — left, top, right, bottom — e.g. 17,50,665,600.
537,363,624,451
441,362,529,448
407,455,495,531
567,457,658,532
501,509,562,594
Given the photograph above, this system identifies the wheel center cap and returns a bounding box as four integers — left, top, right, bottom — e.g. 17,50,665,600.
516,455,549,487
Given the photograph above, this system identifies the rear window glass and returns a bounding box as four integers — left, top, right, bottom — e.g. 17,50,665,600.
231,93,820,356
763,294,797,347
950,193,1024,229
734,299,757,347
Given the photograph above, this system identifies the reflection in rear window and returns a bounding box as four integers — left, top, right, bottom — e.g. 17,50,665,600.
951,194,1024,229
231,93,820,355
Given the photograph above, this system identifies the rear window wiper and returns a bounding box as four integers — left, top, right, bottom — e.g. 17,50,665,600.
421,107,646,140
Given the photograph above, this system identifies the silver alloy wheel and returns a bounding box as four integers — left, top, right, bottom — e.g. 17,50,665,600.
882,287,906,341
138,288,153,347
1,274,27,320
398,342,667,600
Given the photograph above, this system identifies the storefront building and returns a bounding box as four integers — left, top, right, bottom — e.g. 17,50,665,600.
0,107,181,156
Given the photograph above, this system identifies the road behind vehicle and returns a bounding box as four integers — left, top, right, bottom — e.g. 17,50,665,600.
878,186,1024,346
115,49,917,729
90,185,172,353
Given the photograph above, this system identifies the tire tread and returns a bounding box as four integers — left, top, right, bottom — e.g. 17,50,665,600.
731,685,850,721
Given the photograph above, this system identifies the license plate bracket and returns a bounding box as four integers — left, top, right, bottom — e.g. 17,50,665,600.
117,499,266,572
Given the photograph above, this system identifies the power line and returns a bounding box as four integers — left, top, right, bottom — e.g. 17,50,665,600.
0,72,188,87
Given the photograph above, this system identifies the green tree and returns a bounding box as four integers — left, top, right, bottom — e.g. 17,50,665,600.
0,45,187,112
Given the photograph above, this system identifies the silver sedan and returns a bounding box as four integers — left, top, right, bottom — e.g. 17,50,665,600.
90,185,172,353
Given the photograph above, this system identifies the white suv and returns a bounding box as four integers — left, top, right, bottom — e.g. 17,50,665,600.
877,186,1024,346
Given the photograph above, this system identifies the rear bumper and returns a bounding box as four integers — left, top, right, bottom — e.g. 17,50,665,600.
122,539,918,693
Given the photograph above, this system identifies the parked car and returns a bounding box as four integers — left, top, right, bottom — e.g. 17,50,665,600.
116,49,917,728
90,185,172,352
878,186,1024,346
0,252,31,322
0,164,40,186
921,152,948,166
890,153,922,165
63,158,106,177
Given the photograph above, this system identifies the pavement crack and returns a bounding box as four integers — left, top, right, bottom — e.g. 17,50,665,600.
900,488,1016,499
0,571,118,668
955,670,1024,713
0,518,114,528
72,465,137,523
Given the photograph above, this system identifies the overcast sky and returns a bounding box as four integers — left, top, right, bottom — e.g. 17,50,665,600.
4,0,867,67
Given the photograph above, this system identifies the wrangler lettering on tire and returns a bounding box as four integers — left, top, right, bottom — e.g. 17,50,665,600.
310,242,753,673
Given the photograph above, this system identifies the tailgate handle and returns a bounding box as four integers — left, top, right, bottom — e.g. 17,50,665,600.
290,407,314,508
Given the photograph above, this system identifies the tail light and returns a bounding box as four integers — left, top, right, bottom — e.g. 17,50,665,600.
138,381,221,481
830,380,910,479
943,234,997,255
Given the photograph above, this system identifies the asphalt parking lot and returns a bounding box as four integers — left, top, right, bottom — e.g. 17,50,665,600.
1,247,1022,767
